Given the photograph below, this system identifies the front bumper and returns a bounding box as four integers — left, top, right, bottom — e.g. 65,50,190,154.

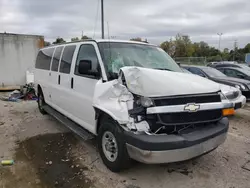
125,118,229,164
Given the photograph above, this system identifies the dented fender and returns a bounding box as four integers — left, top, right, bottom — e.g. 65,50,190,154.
93,79,150,133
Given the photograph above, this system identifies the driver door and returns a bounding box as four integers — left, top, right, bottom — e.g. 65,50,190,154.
68,43,102,133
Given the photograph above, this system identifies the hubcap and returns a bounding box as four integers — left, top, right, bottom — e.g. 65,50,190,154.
102,131,118,162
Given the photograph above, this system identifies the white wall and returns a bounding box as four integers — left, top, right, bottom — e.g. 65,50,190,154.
0,33,44,87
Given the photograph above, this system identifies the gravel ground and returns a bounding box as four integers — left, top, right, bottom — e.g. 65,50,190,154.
0,98,250,188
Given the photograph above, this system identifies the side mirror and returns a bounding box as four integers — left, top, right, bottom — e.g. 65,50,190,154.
78,60,100,78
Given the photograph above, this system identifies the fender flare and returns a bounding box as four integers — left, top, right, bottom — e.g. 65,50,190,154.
93,105,128,133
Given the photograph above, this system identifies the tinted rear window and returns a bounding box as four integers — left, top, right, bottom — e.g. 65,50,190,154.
59,45,76,74
51,46,63,71
35,48,54,70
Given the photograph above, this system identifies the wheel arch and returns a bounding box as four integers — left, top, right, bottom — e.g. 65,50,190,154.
94,107,122,135
37,84,42,93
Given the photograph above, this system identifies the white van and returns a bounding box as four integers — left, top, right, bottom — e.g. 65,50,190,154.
35,40,234,172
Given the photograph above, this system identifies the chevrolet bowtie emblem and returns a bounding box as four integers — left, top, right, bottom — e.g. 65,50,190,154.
184,103,200,112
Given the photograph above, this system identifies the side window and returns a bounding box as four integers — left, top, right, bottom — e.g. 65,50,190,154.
189,68,206,77
51,46,63,71
59,45,76,74
74,44,99,77
218,68,225,74
224,69,237,77
35,48,54,70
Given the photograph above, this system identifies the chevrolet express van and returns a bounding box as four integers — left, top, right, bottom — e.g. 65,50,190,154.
35,40,234,172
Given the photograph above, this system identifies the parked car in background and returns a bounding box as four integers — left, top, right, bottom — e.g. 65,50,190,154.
217,67,250,81
207,61,237,67
182,65,250,100
181,66,246,109
210,63,250,71
219,84,246,109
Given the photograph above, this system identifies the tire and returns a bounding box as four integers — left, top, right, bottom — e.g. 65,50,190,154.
97,115,131,172
37,88,47,115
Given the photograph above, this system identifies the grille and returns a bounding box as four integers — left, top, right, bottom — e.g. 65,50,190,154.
242,91,250,99
158,109,222,125
247,83,250,89
153,93,221,106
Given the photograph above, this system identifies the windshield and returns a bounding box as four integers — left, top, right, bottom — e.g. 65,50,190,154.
98,42,182,78
200,67,226,77
181,68,192,74
236,68,250,75
238,65,250,72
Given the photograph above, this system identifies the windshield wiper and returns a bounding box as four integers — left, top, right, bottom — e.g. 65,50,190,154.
154,68,173,71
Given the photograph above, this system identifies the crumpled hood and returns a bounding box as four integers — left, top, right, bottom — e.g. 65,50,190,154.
120,66,221,97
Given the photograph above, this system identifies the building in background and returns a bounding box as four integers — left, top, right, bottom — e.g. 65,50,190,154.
0,33,44,90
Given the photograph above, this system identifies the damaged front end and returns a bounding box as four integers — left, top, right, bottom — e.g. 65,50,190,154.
93,73,151,134
93,66,233,164
93,66,233,135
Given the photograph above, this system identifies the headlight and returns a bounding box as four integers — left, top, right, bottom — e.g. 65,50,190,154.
226,91,240,100
140,97,153,107
219,92,227,100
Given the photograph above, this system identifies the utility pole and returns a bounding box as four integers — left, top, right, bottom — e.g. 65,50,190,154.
101,0,104,39
217,33,223,51
233,39,238,61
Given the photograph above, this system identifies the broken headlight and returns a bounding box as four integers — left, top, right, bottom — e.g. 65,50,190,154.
219,92,227,100
139,97,153,107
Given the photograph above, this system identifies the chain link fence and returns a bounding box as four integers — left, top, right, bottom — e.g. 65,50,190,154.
174,57,207,66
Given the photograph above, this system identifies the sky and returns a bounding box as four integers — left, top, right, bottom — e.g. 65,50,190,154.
0,0,250,50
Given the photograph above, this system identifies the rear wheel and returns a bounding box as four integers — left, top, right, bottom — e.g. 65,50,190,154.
37,88,47,115
97,115,131,172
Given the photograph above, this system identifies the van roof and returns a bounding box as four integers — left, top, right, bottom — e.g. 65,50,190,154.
41,39,156,49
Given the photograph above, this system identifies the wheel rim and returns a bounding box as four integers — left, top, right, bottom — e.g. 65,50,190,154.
102,131,118,162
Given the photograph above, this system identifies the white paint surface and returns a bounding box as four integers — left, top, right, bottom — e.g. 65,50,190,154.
120,66,221,97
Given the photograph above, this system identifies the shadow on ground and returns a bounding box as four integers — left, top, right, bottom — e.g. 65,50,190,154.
1,132,94,188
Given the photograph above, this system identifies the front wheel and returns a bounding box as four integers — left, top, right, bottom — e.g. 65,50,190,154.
37,88,47,115
97,116,131,172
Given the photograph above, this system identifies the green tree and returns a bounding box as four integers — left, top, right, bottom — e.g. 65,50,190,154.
52,37,66,44
221,48,230,61
174,34,194,57
130,37,142,42
243,43,250,53
81,35,91,40
71,37,80,42
223,48,229,54
44,41,51,47
160,39,175,57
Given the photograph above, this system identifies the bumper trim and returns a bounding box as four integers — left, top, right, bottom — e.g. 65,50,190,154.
147,102,233,114
126,133,227,164
124,118,228,151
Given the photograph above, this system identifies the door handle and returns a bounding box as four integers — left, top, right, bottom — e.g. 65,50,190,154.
49,72,51,76
71,77,74,89
58,75,60,85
